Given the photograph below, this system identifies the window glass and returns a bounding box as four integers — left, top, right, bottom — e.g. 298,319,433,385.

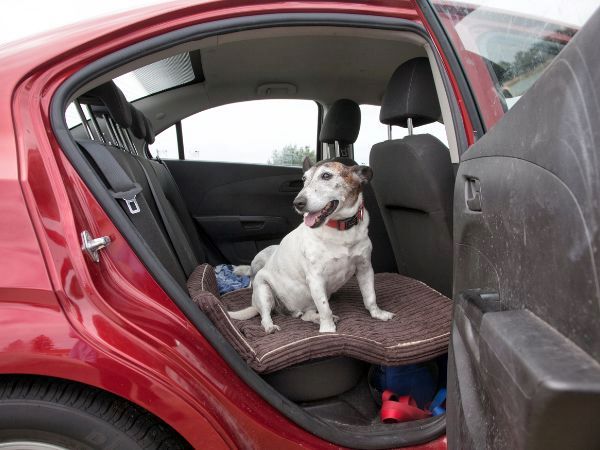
114,52,196,101
148,124,178,159
430,0,597,128
181,100,317,166
353,105,449,166
65,102,90,129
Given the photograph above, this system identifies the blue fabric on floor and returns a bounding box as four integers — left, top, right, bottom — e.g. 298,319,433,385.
215,264,250,295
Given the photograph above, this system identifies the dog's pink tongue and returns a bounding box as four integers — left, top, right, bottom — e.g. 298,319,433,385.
304,211,319,227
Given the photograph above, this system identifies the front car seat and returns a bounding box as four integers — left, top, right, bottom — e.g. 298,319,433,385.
369,58,454,296
320,99,397,273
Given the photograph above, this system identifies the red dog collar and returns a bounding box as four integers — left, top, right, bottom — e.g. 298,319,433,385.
326,203,364,231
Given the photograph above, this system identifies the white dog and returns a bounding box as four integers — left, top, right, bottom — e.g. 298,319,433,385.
229,158,394,333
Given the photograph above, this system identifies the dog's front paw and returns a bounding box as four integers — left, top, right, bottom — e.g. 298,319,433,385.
319,321,336,333
263,323,281,334
370,308,395,321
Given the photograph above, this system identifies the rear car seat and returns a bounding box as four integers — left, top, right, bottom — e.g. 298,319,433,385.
319,99,397,273
78,82,195,288
73,81,452,401
370,58,454,297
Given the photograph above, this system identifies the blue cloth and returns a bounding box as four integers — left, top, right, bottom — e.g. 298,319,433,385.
215,264,250,295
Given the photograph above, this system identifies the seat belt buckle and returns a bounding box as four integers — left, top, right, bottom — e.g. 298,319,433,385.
124,195,140,214
111,183,143,215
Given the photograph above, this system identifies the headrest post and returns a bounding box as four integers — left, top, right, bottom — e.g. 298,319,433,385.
407,118,414,136
387,125,392,141
103,114,118,146
334,141,340,157
110,119,125,149
124,130,138,155
74,100,94,140
115,124,131,153
84,104,106,144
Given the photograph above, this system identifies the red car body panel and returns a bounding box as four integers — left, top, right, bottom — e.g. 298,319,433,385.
0,1,470,448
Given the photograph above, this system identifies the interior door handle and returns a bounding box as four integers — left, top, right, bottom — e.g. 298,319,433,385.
279,179,303,192
466,177,482,211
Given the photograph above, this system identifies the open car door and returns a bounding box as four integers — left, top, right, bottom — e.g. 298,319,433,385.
448,7,600,450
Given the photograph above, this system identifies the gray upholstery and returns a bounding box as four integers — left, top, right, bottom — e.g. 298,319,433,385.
370,136,453,295
370,59,453,296
84,81,132,128
319,99,361,145
380,58,441,128
130,106,147,140
144,116,155,144
330,157,396,273
321,99,396,273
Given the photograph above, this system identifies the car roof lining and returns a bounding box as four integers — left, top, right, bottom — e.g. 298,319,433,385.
69,26,459,162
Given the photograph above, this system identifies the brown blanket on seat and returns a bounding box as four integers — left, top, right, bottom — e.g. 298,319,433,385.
187,264,452,373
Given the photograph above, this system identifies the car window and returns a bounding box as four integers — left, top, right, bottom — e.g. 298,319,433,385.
353,105,449,166
149,124,178,159
164,99,317,166
430,0,598,129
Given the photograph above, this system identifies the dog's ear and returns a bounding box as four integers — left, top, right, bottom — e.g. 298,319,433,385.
352,165,373,185
302,157,314,172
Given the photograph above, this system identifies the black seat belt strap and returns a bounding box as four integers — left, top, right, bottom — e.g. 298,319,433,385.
78,140,142,215
138,160,198,277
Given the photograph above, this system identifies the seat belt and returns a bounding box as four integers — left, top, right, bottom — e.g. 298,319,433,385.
137,160,198,277
77,139,190,286
78,140,142,214
154,156,224,266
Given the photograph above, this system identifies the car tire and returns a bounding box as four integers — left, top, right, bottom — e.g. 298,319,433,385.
0,376,190,450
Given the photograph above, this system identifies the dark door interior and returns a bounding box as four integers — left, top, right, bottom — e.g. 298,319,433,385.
448,9,600,450
167,159,303,264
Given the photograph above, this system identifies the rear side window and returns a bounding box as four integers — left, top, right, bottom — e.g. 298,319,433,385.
149,124,179,159
153,100,317,166
353,105,448,165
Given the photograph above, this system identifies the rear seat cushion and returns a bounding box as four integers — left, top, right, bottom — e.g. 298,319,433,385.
187,264,452,373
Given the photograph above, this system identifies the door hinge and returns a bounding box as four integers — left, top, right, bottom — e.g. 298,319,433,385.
81,230,111,263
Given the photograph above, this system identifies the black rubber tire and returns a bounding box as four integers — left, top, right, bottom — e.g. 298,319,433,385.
0,376,191,450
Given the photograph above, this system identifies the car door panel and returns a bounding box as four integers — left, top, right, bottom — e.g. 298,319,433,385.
449,8,600,450
166,159,302,264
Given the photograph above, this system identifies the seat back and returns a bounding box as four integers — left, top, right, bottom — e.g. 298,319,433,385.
75,82,210,287
319,99,397,273
370,58,453,295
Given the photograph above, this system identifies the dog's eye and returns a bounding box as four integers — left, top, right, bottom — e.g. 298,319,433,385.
321,172,332,180
301,175,306,182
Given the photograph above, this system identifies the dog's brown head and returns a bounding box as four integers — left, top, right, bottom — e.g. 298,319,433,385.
293,157,372,228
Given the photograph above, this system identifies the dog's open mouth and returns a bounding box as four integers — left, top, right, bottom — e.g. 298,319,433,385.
303,200,339,228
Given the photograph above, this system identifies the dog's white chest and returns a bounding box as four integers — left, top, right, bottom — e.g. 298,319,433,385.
302,228,371,296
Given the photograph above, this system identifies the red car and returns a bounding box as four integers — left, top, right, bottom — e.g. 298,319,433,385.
1,1,599,449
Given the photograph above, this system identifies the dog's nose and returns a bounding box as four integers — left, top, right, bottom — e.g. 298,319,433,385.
293,196,307,211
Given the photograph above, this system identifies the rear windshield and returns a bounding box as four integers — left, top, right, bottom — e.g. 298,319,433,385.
431,0,598,129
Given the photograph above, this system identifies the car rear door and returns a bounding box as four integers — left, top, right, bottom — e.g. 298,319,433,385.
446,6,600,450
167,159,303,264
154,99,317,264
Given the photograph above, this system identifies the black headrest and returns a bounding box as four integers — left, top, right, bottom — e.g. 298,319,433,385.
130,106,147,140
144,116,155,145
380,58,441,128
85,81,132,128
319,99,361,145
